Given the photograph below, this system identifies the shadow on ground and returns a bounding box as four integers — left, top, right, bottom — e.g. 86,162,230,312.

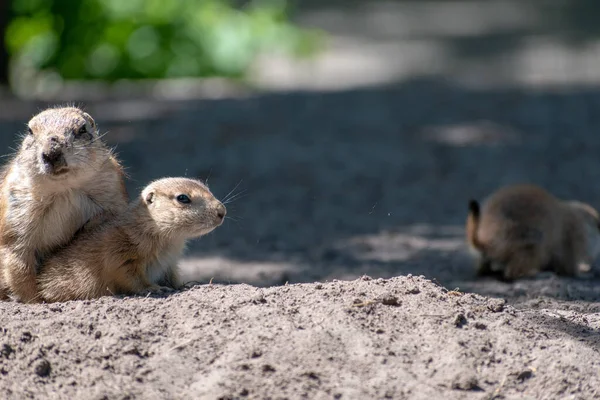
2,78,600,304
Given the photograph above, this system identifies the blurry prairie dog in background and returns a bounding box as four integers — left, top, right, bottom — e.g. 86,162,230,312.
0,106,128,303
37,177,226,303
466,184,600,281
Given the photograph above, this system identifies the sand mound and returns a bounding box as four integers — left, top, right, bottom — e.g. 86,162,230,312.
1,275,597,399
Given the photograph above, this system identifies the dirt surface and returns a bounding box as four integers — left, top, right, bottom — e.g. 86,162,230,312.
1,82,600,399
2,275,599,400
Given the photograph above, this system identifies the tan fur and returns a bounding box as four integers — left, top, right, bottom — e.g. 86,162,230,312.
37,177,226,303
0,107,128,303
466,184,600,281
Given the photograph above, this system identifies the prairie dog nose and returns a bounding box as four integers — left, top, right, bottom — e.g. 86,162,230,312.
42,148,63,165
41,137,66,169
216,203,226,220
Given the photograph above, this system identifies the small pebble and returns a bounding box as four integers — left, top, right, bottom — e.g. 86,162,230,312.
251,294,267,304
34,360,51,377
487,298,506,313
454,314,467,328
517,369,533,382
1,344,14,358
451,374,482,391
262,364,276,373
381,296,401,306
20,332,32,343
251,350,262,359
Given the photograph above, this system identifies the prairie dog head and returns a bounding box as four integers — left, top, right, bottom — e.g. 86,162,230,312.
141,177,226,239
18,107,108,183
566,201,600,263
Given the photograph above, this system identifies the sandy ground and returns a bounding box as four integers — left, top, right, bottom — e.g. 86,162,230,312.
1,79,600,400
2,275,600,400
3,1,600,398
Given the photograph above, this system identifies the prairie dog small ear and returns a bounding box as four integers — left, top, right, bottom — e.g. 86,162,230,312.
82,112,96,127
82,112,96,134
144,191,155,204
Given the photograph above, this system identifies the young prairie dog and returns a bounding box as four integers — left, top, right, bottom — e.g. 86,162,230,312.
0,106,128,303
466,184,600,281
37,177,226,303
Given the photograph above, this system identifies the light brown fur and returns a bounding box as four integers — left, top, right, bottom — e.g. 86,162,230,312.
466,184,600,281
37,177,226,303
0,106,128,303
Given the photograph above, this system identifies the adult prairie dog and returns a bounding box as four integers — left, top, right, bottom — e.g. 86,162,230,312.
0,106,128,303
466,184,600,281
37,177,226,303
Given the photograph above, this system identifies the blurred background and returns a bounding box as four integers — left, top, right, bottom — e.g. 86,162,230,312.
2,0,600,299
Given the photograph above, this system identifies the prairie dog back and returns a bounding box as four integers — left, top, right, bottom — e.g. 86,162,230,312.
466,184,600,281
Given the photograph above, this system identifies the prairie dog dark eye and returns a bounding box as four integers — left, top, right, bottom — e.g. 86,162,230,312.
76,125,87,137
176,194,191,204
27,127,33,135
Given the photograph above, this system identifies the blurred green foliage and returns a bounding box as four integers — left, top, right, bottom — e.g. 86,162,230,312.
5,0,321,82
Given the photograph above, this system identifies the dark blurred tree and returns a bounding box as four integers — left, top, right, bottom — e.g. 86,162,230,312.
0,0,9,84
5,0,321,88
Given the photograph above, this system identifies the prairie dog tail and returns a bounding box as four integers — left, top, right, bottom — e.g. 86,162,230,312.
466,199,483,250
